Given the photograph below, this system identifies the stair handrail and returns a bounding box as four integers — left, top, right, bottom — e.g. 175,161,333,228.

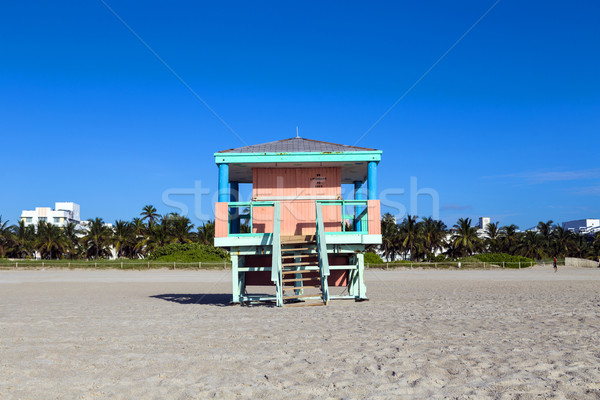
271,201,283,307
315,202,330,304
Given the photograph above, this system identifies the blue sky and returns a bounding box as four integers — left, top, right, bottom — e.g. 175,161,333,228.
1,1,599,230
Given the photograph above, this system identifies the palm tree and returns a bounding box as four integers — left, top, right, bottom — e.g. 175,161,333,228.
139,220,170,256
62,222,80,259
112,220,133,258
421,217,447,261
13,220,35,258
81,218,113,260
519,231,544,259
571,234,591,259
536,220,554,257
593,232,600,260
553,226,576,258
380,213,399,261
197,220,215,246
36,221,67,259
0,216,14,258
500,224,520,255
399,215,421,261
451,218,481,258
140,205,160,228
167,214,194,244
484,222,500,253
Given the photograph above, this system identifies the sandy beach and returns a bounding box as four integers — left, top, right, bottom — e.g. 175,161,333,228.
1,266,599,399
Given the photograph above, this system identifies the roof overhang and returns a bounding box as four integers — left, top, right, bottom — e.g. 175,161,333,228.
214,151,382,184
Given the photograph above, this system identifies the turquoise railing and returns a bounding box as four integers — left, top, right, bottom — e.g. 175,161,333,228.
316,200,369,233
227,201,275,235
271,202,283,307
315,202,330,304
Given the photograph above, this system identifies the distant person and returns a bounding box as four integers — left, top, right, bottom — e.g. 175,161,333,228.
553,257,557,273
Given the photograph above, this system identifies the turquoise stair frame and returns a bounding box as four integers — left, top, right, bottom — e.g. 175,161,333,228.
271,202,283,307
315,202,330,305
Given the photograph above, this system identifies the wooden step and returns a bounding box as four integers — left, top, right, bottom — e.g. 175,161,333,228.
281,254,315,259
283,302,325,308
282,261,318,267
282,277,320,283
282,285,321,291
283,293,323,300
280,247,315,252
281,235,316,244
281,269,312,275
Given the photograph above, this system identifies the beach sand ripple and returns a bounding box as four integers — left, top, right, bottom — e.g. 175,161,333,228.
1,267,599,399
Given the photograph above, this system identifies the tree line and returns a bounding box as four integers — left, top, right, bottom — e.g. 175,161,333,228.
0,205,216,260
380,214,600,262
2,206,599,262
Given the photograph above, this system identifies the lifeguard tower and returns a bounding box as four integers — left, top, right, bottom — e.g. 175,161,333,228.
213,137,381,307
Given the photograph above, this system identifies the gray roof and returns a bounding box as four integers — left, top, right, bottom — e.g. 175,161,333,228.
217,137,377,153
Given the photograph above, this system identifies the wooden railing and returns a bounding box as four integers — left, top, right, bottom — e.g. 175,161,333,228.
315,202,330,304
271,202,283,307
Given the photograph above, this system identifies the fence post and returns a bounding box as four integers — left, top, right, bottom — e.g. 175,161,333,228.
94,262,97,268
121,262,123,269
502,262,505,268
15,262,18,269
173,262,176,270
519,261,521,269
483,262,486,269
68,262,70,268
42,261,44,268
147,261,150,269
198,262,201,270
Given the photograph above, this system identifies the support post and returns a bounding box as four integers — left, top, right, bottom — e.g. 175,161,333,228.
348,254,359,297
218,163,229,203
230,181,240,234
356,253,367,300
231,254,242,304
354,180,364,232
367,161,377,200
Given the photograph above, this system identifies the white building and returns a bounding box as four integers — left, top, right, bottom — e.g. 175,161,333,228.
478,217,491,231
562,219,600,234
21,202,81,227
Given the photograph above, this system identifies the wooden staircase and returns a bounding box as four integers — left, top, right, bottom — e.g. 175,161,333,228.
280,236,326,307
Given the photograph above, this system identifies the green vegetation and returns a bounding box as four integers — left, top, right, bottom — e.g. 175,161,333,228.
364,251,383,264
0,258,229,270
149,243,229,262
460,253,534,268
1,207,599,269
380,214,600,262
0,207,217,261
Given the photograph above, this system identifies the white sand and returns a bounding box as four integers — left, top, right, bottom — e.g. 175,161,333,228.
1,266,599,399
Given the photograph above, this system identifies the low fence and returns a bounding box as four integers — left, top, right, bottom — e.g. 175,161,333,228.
365,260,561,270
565,257,600,268
0,259,573,271
0,260,231,270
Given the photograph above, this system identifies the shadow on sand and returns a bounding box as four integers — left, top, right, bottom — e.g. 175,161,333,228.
150,293,231,306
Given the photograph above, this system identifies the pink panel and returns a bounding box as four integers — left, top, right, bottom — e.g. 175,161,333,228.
367,200,381,235
214,202,229,238
253,206,273,233
253,167,341,235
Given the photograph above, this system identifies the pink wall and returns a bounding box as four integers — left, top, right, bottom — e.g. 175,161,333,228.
214,202,229,238
253,167,341,235
367,200,381,235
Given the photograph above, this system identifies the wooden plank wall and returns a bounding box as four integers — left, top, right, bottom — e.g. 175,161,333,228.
214,202,229,238
253,167,342,235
